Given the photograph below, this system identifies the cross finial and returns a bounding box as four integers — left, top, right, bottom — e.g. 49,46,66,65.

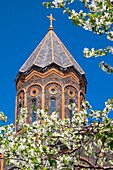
47,14,55,28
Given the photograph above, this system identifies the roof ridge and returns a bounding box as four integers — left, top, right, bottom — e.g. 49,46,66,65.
50,30,54,62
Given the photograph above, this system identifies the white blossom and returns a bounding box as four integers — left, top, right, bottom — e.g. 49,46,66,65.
0,103,113,169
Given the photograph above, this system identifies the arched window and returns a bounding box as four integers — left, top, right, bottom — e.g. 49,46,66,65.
32,99,37,122
80,93,85,109
69,100,73,124
18,92,24,113
19,102,22,109
51,98,56,114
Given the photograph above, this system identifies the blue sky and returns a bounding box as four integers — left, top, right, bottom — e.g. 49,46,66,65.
0,0,113,123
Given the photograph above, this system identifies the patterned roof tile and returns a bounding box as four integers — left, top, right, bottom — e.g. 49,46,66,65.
19,29,85,75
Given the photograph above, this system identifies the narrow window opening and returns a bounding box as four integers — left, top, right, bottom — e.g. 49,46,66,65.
18,99,24,112
80,94,85,109
19,102,22,108
51,98,56,114
32,99,37,122
69,100,73,124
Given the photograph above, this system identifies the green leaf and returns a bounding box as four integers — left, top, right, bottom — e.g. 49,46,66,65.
109,140,113,149
49,159,57,167
43,146,47,152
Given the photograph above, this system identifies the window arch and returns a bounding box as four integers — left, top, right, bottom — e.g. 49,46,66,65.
51,98,56,114
32,99,37,122
69,100,74,124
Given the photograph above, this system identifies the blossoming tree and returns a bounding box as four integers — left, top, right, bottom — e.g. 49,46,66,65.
0,100,113,169
0,1,113,169
43,0,113,73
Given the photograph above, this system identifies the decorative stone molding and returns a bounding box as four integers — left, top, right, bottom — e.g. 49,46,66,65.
49,86,58,95
68,89,76,98
30,88,38,97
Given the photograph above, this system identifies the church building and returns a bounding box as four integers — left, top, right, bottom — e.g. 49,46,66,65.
15,14,87,131
0,14,87,170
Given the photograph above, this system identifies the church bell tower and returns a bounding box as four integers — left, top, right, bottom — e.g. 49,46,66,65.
15,14,87,131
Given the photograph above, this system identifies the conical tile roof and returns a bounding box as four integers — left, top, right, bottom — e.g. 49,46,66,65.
19,28,85,75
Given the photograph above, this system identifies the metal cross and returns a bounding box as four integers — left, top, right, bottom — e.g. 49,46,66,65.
47,14,55,27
